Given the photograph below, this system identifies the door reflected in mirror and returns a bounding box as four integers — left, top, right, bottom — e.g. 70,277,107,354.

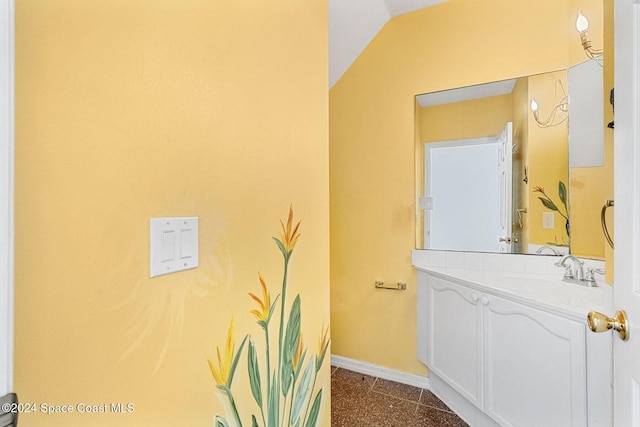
415,67,606,258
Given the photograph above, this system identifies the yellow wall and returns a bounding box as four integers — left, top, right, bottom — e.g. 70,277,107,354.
419,94,513,143
329,0,603,374
15,1,330,426
570,167,607,258
565,0,608,260
527,70,570,248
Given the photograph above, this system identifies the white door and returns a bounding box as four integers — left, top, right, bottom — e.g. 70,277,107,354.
423,138,500,252
497,123,513,253
611,0,640,424
0,0,14,398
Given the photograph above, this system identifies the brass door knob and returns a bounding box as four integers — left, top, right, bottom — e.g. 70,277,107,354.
498,236,519,243
587,310,629,341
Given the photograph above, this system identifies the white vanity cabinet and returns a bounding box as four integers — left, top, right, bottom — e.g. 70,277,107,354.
417,271,590,427
420,275,484,408
482,291,586,427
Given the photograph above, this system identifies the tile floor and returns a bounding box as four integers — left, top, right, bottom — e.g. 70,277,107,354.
331,366,469,427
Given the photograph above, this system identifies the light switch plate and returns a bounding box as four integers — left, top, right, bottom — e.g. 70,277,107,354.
150,217,199,278
419,196,434,210
542,212,555,230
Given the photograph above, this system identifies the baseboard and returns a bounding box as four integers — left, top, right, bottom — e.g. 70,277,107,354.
330,355,430,390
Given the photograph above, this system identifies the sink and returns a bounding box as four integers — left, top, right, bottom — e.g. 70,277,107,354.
494,276,602,308
495,276,563,292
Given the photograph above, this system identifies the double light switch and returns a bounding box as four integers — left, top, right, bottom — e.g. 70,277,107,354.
150,217,199,277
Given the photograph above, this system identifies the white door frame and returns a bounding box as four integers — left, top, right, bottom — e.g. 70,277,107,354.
0,0,15,396
612,0,640,425
496,122,513,254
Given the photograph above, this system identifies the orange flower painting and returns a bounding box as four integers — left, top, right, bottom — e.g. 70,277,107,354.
209,206,329,427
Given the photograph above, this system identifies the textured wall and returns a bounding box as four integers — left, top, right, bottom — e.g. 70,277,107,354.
14,1,329,425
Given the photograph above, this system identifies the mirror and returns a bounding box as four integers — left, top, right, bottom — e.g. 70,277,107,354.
415,63,609,259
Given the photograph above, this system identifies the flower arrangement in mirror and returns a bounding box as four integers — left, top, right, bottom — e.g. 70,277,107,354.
208,206,330,427
533,181,570,247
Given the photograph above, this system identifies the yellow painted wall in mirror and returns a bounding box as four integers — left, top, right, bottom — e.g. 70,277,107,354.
527,70,570,249
14,1,330,425
330,0,610,375
570,167,608,258
565,0,610,262
419,94,513,143
564,0,612,262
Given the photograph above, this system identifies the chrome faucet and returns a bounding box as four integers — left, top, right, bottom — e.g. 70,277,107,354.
536,245,562,256
554,255,593,286
584,267,605,286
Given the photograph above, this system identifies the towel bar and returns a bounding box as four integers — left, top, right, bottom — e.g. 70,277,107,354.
601,200,614,249
375,281,406,290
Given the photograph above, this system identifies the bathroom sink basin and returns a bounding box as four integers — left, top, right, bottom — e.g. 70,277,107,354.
495,276,562,292
494,276,602,308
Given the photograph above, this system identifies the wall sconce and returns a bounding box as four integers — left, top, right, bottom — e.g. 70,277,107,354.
530,80,569,128
576,10,603,61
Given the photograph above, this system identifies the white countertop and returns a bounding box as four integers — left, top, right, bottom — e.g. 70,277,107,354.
413,249,611,322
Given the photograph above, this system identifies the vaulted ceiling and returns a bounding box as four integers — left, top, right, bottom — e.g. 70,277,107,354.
329,0,448,88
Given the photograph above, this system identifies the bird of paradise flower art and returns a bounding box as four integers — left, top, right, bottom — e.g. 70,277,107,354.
533,181,570,245
208,206,330,427
208,319,248,427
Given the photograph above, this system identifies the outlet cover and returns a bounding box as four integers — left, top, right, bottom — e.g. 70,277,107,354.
542,212,555,230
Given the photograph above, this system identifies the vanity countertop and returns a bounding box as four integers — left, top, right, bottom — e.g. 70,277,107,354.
412,250,611,322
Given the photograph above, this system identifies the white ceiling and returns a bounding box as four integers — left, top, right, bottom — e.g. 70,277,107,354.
329,0,448,88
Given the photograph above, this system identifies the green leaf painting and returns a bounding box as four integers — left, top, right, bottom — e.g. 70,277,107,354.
533,181,570,245
537,196,559,212
304,390,323,427
248,338,263,408
208,206,329,427
291,357,315,425
281,295,301,397
558,181,567,209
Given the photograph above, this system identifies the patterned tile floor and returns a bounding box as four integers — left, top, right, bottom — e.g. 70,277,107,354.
331,366,469,427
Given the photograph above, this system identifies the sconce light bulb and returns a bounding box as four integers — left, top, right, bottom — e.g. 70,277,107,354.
576,10,589,33
530,99,538,112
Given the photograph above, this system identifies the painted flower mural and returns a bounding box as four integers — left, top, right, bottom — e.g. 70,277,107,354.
533,181,570,246
208,207,330,427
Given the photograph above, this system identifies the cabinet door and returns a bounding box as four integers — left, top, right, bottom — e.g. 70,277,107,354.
483,294,587,427
426,276,483,408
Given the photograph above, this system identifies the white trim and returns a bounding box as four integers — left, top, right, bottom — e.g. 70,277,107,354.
424,135,498,150
0,0,14,396
330,355,431,390
612,1,640,425
633,3,640,295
